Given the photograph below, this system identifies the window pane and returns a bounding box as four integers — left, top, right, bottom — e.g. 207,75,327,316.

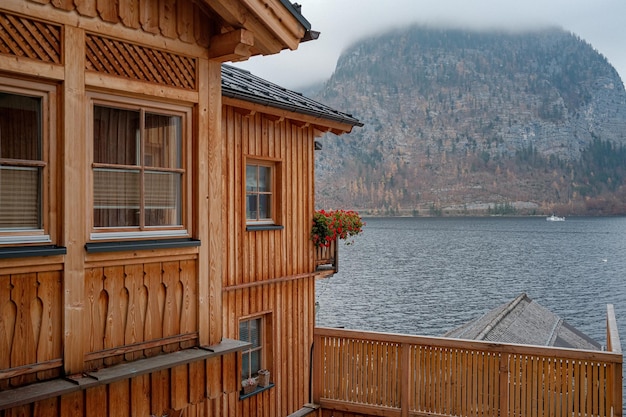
259,194,271,219
258,166,271,192
0,93,41,160
241,352,250,379
93,106,139,165
250,350,261,374
240,318,262,379
246,194,258,220
145,171,181,226
144,113,181,169
249,319,260,348
245,165,257,192
0,166,40,229
93,168,140,227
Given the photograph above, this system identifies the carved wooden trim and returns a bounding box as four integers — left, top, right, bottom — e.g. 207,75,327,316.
85,33,197,90
0,11,61,64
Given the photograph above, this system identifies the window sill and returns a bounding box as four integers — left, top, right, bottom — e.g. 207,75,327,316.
0,245,66,259
85,238,200,253
239,382,274,400
246,225,284,232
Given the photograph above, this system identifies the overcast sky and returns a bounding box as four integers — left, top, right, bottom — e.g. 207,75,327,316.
234,0,626,91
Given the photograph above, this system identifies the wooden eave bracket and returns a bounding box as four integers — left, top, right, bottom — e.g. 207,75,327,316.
209,29,255,62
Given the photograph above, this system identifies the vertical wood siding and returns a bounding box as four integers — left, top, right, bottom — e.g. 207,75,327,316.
83,259,198,369
0,270,63,389
222,105,317,416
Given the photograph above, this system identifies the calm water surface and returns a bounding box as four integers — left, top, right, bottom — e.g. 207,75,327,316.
315,216,626,347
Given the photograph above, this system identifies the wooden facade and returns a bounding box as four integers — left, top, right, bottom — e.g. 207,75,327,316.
0,1,359,416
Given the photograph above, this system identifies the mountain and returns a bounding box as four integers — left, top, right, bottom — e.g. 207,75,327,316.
313,26,626,216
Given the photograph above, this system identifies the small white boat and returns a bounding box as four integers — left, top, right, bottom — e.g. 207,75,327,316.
546,214,565,222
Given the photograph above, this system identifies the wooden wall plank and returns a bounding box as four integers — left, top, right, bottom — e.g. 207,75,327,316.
11,273,38,386
75,0,98,17
159,0,178,39
189,360,206,404
60,390,84,416
176,0,193,43
86,385,107,417
151,368,170,416
108,379,130,417
96,0,118,23
171,364,189,410
139,0,160,34
123,264,144,361
144,262,164,357
32,397,59,417
36,271,62,380
103,266,125,366
118,0,140,28
162,261,180,351
179,259,197,348
131,374,151,417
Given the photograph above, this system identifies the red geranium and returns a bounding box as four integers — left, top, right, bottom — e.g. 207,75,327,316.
311,209,364,248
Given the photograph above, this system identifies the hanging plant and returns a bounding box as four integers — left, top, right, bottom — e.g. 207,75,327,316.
311,209,364,248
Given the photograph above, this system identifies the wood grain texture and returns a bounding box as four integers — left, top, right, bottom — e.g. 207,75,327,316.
315,327,623,417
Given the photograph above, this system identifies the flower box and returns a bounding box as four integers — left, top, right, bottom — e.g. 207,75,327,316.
257,369,270,387
311,209,364,248
242,377,258,394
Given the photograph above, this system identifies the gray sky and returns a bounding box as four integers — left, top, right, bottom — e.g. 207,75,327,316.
234,0,626,90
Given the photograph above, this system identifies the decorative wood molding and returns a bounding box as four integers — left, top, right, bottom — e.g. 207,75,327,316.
85,33,198,90
0,10,62,64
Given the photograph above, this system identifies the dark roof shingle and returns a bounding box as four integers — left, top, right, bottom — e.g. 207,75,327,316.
221,65,362,127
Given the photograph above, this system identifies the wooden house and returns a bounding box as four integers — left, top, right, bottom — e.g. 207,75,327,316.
0,1,361,416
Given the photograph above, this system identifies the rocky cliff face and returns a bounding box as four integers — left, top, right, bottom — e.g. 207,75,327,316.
313,26,626,215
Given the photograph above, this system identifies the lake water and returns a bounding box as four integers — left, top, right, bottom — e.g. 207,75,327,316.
315,216,626,348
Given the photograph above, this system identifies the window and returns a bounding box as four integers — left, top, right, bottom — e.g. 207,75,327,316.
246,161,279,224
91,96,189,239
240,317,263,381
0,80,55,244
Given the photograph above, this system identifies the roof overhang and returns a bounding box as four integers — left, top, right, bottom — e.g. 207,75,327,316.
201,0,314,62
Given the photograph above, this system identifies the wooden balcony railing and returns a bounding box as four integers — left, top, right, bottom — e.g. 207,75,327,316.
314,239,338,277
313,305,623,417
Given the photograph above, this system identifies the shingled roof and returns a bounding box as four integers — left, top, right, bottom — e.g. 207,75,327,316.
444,293,601,351
221,65,362,127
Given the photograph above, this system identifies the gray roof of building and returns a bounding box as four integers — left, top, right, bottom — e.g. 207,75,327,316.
221,65,362,128
444,293,602,351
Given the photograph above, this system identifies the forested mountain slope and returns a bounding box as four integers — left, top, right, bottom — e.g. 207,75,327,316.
313,26,626,215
